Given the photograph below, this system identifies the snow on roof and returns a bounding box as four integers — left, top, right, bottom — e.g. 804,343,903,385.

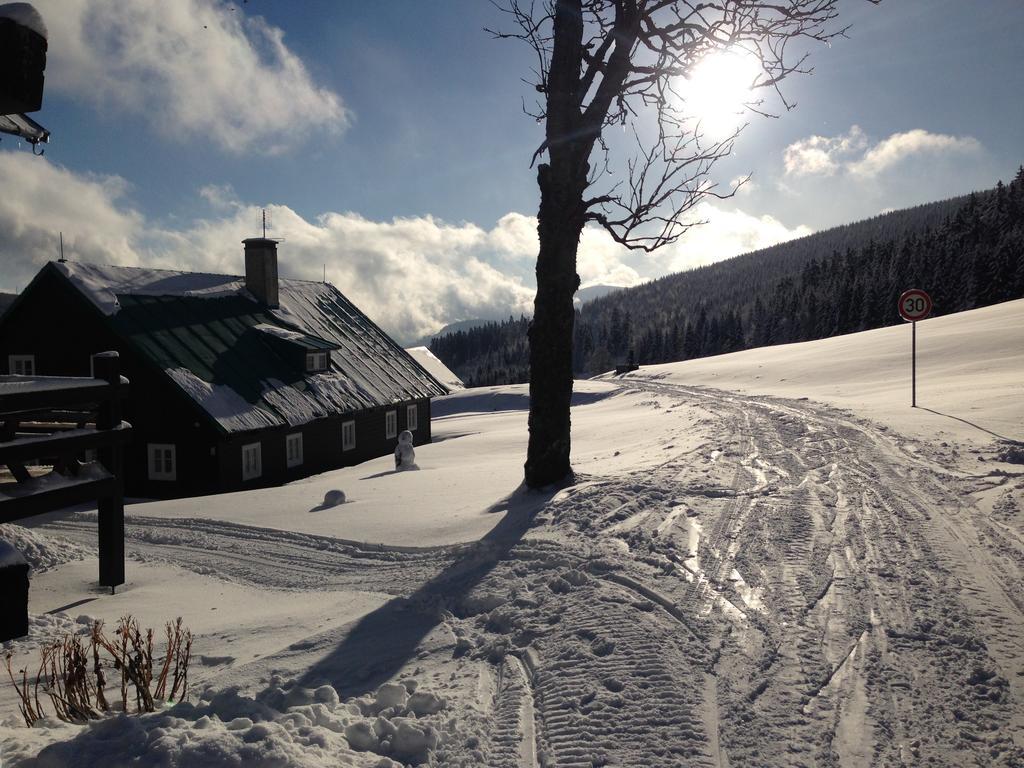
0,538,27,568
252,323,338,350
55,261,243,315
0,2,47,39
49,261,446,433
404,346,464,393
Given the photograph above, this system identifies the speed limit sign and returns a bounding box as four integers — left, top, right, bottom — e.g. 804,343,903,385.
898,288,932,407
898,289,932,322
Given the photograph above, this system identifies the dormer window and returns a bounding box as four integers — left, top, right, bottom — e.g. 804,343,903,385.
306,351,330,372
251,323,337,374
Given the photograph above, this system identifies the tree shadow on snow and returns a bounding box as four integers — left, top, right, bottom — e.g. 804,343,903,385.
295,481,562,697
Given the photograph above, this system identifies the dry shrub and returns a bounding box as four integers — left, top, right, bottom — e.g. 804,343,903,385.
5,615,192,727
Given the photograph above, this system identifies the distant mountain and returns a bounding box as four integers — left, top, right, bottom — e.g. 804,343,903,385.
406,318,491,348
431,168,1024,384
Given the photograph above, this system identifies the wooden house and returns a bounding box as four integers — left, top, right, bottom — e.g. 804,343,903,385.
0,239,446,498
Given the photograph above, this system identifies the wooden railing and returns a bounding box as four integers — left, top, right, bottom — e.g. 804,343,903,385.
0,352,131,589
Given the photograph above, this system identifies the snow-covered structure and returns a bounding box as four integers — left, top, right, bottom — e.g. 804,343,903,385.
0,241,445,497
403,346,464,393
0,3,51,147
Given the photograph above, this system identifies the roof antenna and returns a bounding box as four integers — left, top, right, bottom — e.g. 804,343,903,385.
261,208,270,238
58,231,66,263
323,264,326,283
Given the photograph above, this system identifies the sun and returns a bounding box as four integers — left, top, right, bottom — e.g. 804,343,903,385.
675,49,762,140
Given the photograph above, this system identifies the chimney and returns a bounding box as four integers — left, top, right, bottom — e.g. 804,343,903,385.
243,238,279,308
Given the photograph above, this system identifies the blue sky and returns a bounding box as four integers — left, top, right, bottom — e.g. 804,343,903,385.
1,0,1021,342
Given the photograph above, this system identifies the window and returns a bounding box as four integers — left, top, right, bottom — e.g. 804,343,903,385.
406,404,418,432
286,433,303,468
385,410,397,439
8,355,34,376
342,420,356,452
148,444,176,481
306,351,330,372
242,442,262,480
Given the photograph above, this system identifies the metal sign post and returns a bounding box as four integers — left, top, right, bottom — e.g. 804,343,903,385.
898,288,933,407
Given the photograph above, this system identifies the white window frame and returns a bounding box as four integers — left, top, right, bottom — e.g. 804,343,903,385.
406,403,418,432
342,420,356,452
8,354,34,376
286,433,304,468
242,442,262,481
385,410,397,439
148,443,177,481
305,351,330,373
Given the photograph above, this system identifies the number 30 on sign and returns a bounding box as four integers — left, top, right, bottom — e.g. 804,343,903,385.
898,288,932,322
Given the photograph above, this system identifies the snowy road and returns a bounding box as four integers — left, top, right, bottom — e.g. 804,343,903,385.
25,379,1024,767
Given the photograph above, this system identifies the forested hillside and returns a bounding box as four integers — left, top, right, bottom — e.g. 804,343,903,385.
431,169,1024,386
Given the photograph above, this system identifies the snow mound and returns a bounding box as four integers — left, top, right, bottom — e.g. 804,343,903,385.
0,3,47,39
18,678,445,768
321,489,346,508
0,524,93,575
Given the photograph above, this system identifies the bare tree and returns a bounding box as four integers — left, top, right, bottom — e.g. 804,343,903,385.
492,0,866,488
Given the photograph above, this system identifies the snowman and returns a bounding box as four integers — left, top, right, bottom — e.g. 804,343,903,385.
394,430,418,471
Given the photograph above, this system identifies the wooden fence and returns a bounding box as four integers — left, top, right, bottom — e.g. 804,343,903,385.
0,352,131,589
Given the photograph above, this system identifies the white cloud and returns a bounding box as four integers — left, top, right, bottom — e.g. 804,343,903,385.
0,154,808,340
663,203,813,271
0,153,532,343
783,126,982,179
34,0,346,154
484,212,643,289
848,129,982,177
783,125,867,176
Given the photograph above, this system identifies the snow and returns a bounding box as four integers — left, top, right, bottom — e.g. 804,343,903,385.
0,376,109,393
0,3,47,39
614,298,1024,450
57,380,622,549
0,539,27,569
1,299,1022,766
0,524,90,573
0,462,111,501
403,347,464,393
167,367,283,432
54,262,242,316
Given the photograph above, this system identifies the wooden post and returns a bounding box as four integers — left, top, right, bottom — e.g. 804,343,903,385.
93,352,125,591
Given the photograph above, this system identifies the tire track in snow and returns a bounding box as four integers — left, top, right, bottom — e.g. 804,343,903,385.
41,513,456,595
618,378,1024,766
30,378,1024,766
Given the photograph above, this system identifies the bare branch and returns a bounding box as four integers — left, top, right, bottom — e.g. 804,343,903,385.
492,0,859,243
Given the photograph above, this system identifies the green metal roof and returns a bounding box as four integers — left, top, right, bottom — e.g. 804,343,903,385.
49,263,446,434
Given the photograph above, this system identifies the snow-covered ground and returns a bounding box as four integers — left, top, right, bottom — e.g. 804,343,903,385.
1,299,1022,767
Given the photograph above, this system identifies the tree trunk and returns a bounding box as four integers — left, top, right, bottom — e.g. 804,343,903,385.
523,0,590,488
525,159,587,487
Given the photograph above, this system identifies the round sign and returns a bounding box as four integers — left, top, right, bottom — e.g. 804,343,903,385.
898,289,932,322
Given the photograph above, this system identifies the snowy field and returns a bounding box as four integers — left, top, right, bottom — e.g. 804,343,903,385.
1,299,1022,766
